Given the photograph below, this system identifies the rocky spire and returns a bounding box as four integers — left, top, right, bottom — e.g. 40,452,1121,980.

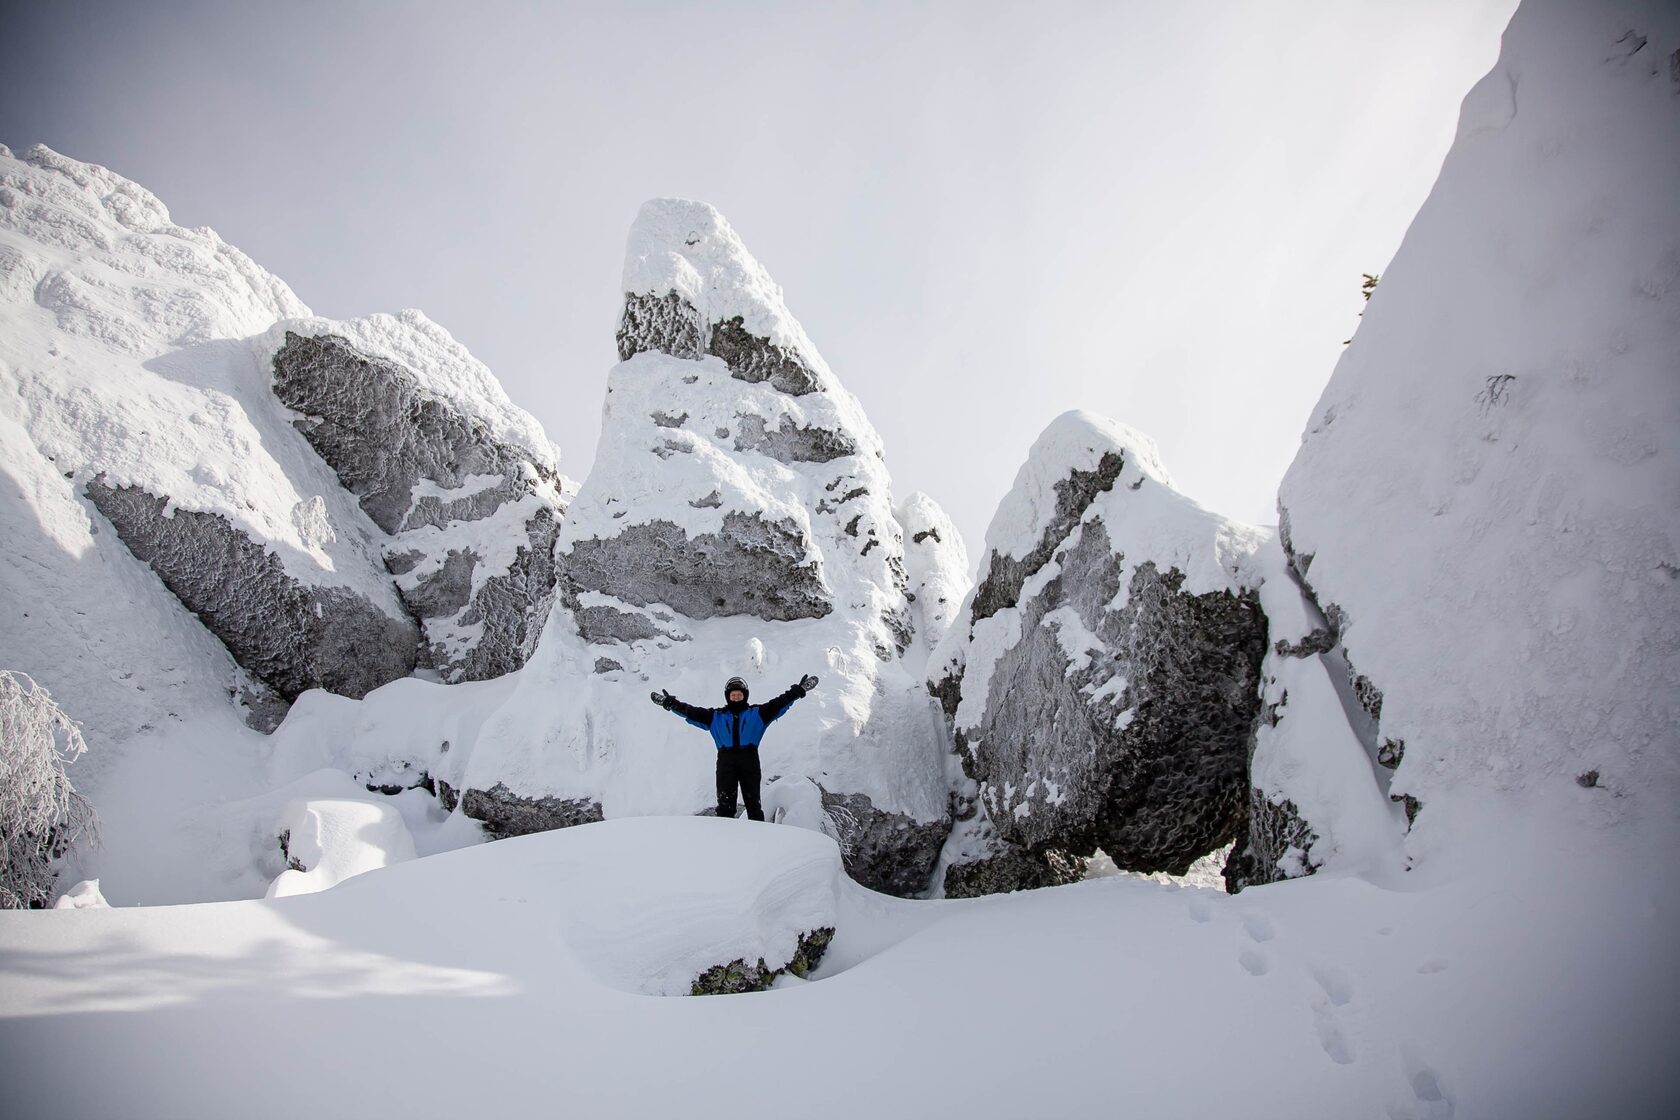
462,199,952,894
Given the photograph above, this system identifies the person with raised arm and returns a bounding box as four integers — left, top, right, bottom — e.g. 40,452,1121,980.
652,674,817,821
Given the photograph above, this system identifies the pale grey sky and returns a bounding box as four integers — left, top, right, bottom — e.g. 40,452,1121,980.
1,0,1516,564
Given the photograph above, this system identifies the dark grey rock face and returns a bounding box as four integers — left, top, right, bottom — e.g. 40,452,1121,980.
270,330,564,681
706,316,822,395
459,782,604,839
272,332,543,535
1223,792,1319,892
562,514,831,623
959,519,1267,875
690,927,834,995
820,789,949,896
616,291,705,364
617,292,822,396
400,549,477,619
85,478,417,700
971,451,1124,623
428,508,562,681
943,846,1085,899
570,601,679,645
732,413,857,463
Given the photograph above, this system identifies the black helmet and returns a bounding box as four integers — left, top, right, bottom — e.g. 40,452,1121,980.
723,676,749,702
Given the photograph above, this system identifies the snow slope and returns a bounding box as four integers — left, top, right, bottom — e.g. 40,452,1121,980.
1276,0,1680,862
3,812,1676,1118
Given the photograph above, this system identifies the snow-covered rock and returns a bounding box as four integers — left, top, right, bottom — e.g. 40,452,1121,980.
1274,0,1680,863
0,142,414,733
897,490,972,653
0,143,574,739
934,411,1269,885
50,879,108,909
266,786,418,898
1223,538,1406,891
464,199,952,894
615,200,834,397
265,317,570,681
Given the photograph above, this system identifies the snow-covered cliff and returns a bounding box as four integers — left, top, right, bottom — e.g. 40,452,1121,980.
1266,0,1680,872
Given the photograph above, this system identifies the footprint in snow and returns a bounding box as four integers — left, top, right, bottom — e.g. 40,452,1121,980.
1238,948,1271,976
1313,1005,1355,1065
1312,964,1353,1006
1242,911,1276,943
1386,1052,1454,1119
1186,894,1214,923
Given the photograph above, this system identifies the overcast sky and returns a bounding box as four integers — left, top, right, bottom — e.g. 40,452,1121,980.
1,0,1516,565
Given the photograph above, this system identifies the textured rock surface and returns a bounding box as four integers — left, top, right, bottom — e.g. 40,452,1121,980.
690,926,834,995
561,514,831,622
85,478,417,700
269,325,569,681
943,846,1085,899
817,790,949,897
934,412,1269,881
1224,793,1319,892
618,291,823,396
459,783,604,840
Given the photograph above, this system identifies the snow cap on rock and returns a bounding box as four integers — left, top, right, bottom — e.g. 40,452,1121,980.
617,198,834,396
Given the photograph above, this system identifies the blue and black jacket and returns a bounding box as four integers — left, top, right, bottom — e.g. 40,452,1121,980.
661,684,807,750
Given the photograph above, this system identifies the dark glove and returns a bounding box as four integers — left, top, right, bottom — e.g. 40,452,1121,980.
799,674,818,693
651,689,671,707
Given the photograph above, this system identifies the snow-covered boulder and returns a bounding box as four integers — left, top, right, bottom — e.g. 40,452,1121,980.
265,316,571,681
266,787,418,898
1273,0,1680,863
467,199,951,894
50,879,108,909
934,411,1269,886
0,142,418,723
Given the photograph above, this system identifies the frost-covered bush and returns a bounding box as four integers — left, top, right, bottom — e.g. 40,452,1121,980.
0,671,97,909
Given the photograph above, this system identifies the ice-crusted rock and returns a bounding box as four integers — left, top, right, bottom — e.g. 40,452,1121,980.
562,513,830,624
459,783,604,840
84,478,418,700
1275,0,1680,857
469,199,950,894
943,846,1085,899
897,491,973,653
0,143,423,735
267,320,570,682
934,411,1269,885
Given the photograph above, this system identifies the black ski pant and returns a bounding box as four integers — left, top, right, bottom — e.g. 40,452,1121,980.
716,746,764,821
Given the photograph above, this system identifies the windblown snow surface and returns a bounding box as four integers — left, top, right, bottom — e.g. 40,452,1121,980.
3,1,1679,1116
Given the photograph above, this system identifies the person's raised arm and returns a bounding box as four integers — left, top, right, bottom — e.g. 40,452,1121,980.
651,689,714,729
758,674,818,725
